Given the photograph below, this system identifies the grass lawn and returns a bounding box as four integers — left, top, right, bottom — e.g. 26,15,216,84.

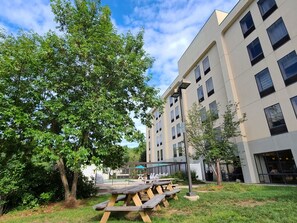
1,183,297,223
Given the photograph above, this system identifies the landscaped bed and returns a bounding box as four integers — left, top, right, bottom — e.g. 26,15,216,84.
1,183,296,223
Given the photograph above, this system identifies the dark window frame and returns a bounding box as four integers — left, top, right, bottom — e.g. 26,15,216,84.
278,51,297,86
206,77,215,97
195,65,201,82
247,38,265,66
255,68,275,98
197,86,204,103
264,103,288,136
290,96,297,118
258,0,277,20
240,11,255,38
203,56,211,75
267,18,290,51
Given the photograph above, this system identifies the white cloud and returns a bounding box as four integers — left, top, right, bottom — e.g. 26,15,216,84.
117,0,239,96
0,0,56,34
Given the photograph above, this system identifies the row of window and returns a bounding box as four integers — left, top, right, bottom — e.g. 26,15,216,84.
156,134,163,147
170,106,180,122
195,56,211,82
255,49,297,98
246,17,290,66
264,95,297,136
169,96,178,107
173,142,184,158
156,120,162,133
197,77,214,103
154,110,161,120
240,0,278,39
157,149,163,161
172,123,182,139
199,100,219,122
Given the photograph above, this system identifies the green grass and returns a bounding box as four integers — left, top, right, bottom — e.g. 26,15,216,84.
1,183,297,223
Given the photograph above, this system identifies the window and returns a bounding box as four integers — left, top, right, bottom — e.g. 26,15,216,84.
156,135,159,147
148,129,150,139
176,123,181,137
159,120,162,131
173,144,177,157
197,86,204,103
258,0,277,20
195,65,201,82
240,11,255,38
160,134,162,146
267,18,290,50
291,96,297,118
264,103,288,135
209,101,218,119
175,97,178,103
148,141,151,151
169,97,173,107
156,122,159,133
255,68,275,98
203,57,211,75
247,38,264,66
155,111,159,120
206,77,214,97
160,149,163,161
172,126,176,139
170,110,174,122
157,151,160,161
178,142,183,157
175,106,180,119
278,51,297,86
200,107,207,122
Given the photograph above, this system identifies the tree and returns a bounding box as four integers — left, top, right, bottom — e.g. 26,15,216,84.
0,0,162,204
186,102,246,185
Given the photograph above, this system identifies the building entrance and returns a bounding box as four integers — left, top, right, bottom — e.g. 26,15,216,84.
254,149,297,184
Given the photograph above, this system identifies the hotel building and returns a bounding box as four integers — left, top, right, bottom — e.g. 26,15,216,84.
146,0,297,184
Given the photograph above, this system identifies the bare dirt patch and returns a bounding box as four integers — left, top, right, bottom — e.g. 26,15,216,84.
234,199,275,207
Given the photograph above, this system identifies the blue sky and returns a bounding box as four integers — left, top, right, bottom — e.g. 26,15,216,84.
0,0,239,147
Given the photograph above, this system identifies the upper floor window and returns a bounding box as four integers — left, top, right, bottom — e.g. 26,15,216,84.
169,97,173,107
255,68,275,98
173,144,177,157
174,97,178,103
267,18,290,50
195,65,201,82
170,110,174,122
159,134,163,145
156,135,160,147
291,96,297,118
156,122,159,133
278,51,297,86
258,0,277,20
178,141,183,157
148,129,151,139
159,120,162,131
247,38,264,66
200,107,207,123
197,86,204,103
264,103,288,135
172,126,176,139
157,150,160,161
160,149,163,161
176,123,181,137
148,141,151,151
175,106,180,119
206,77,214,97
240,11,255,38
203,56,211,75
209,101,218,119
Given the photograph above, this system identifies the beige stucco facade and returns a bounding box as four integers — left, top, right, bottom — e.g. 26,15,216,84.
146,0,297,184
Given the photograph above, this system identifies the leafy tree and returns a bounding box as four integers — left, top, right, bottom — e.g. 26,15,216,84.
0,0,162,204
186,102,246,185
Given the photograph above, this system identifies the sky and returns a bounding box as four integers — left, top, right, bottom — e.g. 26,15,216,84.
0,0,239,147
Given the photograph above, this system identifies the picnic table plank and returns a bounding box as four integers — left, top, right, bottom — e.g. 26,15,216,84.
93,195,126,210
141,194,166,209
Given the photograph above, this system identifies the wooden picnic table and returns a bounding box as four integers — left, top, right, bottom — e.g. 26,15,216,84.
152,180,181,202
96,184,166,223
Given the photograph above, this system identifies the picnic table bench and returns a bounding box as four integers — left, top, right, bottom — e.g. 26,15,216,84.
96,184,166,223
153,181,180,201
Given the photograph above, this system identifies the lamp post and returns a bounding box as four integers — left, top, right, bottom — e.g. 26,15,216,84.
171,80,196,196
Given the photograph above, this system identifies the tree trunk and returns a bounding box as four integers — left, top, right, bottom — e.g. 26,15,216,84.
216,160,222,186
56,158,71,201
70,171,79,199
